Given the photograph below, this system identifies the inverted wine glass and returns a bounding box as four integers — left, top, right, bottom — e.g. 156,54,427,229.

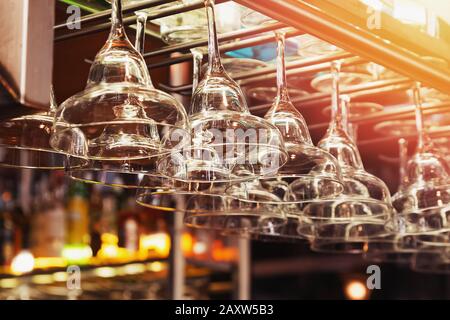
365,85,450,263
211,31,345,241
363,139,422,264
388,83,450,231
156,0,287,190
51,0,188,188
137,7,286,216
322,97,383,143
309,61,393,253
0,87,87,170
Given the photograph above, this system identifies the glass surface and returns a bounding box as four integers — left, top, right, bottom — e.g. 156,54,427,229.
157,0,287,189
365,85,450,263
321,102,383,118
151,1,242,45
0,87,87,170
309,61,393,253
51,0,188,188
246,87,309,105
213,31,345,240
391,84,450,215
137,1,286,215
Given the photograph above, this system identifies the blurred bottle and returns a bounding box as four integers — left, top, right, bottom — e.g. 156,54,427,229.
99,185,119,238
0,191,15,266
46,187,66,257
66,181,90,246
89,184,102,256
118,195,140,254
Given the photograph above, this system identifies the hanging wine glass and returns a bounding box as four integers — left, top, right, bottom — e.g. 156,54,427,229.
157,0,287,191
322,95,383,143
199,30,345,241
151,1,288,235
307,61,393,254
136,47,206,212
0,86,87,170
364,84,450,264
137,45,287,236
387,83,450,233
51,0,188,189
362,139,422,264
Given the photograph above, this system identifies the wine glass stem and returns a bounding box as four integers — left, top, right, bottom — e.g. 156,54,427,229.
330,61,343,129
49,85,57,114
275,31,289,102
398,138,408,186
205,0,222,73
340,95,350,133
349,124,358,143
330,61,349,133
413,82,431,152
191,48,204,95
135,12,148,55
110,0,125,38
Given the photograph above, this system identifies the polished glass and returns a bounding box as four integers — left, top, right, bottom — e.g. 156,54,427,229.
216,31,344,240
156,0,287,191
51,0,188,188
0,87,87,170
390,84,450,217
309,61,393,253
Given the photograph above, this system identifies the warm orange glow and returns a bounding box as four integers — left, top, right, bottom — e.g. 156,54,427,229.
62,245,93,265
34,257,67,269
11,250,35,275
211,240,238,262
139,233,171,258
97,233,133,262
181,233,194,256
345,280,369,300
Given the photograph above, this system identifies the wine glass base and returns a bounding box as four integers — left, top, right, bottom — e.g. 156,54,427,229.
310,239,370,254
0,145,87,170
183,193,286,235
411,250,450,274
231,216,308,243
67,157,162,189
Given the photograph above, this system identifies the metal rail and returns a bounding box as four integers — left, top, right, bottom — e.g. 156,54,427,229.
158,52,356,94
54,0,229,42
359,125,450,147
143,22,287,58
249,78,412,113
309,101,450,132
146,28,304,69
54,0,450,131
54,0,177,30
234,0,450,94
